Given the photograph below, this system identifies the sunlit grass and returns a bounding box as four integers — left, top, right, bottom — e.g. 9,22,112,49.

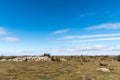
0,55,120,80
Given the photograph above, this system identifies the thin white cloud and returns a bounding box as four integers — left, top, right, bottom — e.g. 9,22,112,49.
52,29,69,35
1,45,120,55
0,27,7,34
0,37,19,42
0,27,20,42
51,45,120,52
0,50,41,56
72,37,120,42
49,45,120,55
86,22,120,30
80,12,95,17
59,33,120,40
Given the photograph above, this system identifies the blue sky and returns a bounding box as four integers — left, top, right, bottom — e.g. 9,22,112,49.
0,0,120,55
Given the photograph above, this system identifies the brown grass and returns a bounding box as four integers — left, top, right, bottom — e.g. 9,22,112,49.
0,55,120,80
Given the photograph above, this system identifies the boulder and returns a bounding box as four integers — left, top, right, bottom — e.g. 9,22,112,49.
97,68,110,73
0,59,7,61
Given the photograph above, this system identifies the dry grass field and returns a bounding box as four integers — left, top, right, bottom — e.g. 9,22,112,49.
0,55,120,80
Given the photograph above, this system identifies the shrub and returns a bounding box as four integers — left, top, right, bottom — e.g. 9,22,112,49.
99,62,108,67
117,55,120,62
51,56,60,62
0,55,4,60
43,53,51,58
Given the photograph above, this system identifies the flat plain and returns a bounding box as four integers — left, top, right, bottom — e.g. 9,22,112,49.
0,56,120,80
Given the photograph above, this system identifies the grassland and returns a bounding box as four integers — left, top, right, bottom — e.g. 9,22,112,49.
0,55,120,80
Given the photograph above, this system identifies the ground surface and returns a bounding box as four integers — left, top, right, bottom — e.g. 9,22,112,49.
0,56,120,80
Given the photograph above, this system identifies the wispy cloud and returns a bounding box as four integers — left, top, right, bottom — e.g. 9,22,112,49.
80,12,95,17
51,45,120,52
0,27,19,42
59,33,120,40
72,37,120,43
52,29,69,35
0,37,19,42
0,27,7,34
0,50,41,56
1,45,120,55
49,45,120,55
86,22,120,30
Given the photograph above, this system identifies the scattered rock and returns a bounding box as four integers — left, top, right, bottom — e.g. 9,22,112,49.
60,58,67,61
97,68,110,73
0,56,51,62
0,59,7,61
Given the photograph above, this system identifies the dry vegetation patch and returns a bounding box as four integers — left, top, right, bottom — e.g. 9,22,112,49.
0,55,120,80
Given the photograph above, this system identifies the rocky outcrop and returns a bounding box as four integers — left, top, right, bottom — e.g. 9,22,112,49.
0,56,51,62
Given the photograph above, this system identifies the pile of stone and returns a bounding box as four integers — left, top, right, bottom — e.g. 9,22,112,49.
97,68,110,73
0,56,51,62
